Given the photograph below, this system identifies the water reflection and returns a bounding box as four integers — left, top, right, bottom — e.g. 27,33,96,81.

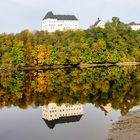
42,103,83,129
41,103,113,129
101,103,112,116
0,66,140,115
0,66,140,139
0,103,121,140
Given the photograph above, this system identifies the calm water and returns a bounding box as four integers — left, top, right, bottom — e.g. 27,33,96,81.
0,66,140,140
0,104,121,140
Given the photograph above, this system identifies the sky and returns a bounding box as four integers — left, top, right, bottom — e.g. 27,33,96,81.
0,0,140,33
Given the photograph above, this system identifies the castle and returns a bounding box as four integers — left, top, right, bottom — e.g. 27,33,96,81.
42,11,79,32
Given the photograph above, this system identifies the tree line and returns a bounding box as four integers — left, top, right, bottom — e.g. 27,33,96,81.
0,17,140,68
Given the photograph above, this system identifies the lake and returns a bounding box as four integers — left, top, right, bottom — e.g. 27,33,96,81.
0,66,140,140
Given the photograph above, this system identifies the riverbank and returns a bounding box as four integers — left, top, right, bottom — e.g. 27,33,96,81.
79,62,140,68
108,109,140,140
0,62,140,72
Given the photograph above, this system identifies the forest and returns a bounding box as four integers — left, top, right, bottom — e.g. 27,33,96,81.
0,17,140,68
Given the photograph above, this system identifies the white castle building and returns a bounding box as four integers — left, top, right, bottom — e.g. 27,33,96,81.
128,22,140,30
42,103,83,129
42,11,79,32
93,18,140,31
93,18,105,28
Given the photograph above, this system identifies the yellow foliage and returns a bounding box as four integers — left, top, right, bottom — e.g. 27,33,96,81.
95,80,110,93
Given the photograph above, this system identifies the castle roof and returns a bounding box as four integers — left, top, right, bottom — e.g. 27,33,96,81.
128,22,140,25
93,18,102,26
43,115,83,129
43,11,78,21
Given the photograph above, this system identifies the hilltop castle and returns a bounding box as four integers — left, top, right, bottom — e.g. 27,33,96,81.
42,11,79,32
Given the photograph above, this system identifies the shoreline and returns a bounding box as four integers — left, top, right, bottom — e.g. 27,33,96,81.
108,109,140,140
0,62,140,72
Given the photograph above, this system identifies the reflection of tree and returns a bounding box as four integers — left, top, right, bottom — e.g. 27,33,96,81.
42,103,83,129
0,66,140,115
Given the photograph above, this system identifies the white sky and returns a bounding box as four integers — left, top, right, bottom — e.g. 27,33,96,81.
0,0,140,33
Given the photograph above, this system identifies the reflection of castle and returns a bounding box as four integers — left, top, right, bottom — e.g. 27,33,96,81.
42,103,83,129
100,103,112,116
